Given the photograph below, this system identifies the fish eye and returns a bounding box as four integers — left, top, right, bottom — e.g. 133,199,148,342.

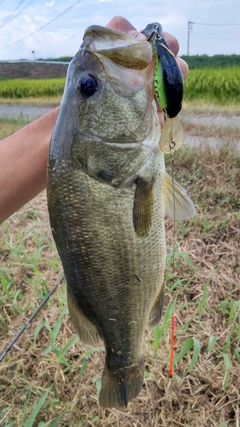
78,74,98,97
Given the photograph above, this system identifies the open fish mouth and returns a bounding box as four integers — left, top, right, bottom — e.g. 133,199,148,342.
81,25,155,97
83,25,152,70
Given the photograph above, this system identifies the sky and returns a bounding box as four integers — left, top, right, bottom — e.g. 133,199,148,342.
0,0,240,60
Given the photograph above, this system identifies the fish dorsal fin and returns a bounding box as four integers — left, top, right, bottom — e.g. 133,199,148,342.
133,179,154,237
67,286,101,346
160,115,184,153
163,172,195,219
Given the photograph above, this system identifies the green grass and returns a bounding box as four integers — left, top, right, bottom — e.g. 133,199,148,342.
0,66,239,105
0,78,65,98
0,114,239,426
184,66,240,104
0,117,31,139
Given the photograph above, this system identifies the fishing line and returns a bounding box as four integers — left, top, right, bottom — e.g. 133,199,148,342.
0,275,65,362
169,138,176,379
145,22,177,380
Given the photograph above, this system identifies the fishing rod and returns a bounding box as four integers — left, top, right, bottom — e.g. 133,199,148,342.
0,275,65,362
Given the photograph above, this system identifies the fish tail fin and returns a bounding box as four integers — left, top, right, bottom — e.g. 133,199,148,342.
99,357,144,408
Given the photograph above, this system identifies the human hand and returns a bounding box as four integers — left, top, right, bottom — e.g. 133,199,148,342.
106,16,188,127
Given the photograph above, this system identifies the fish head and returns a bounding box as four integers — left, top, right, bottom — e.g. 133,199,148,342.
50,25,161,184
70,25,155,138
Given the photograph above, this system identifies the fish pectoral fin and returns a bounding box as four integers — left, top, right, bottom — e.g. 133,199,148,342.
163,172,195,219
67,286,101,346
133,179,154,237
99,357,144,408
148,286,165,328
159,115,184,153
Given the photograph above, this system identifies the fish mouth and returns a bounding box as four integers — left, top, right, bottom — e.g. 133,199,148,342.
83,25,153,70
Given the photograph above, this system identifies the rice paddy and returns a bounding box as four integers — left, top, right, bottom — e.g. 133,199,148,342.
0,66,239,105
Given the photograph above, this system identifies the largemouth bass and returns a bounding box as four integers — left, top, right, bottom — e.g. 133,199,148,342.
47,25,194,408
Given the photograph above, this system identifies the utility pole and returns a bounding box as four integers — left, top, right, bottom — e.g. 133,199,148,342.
187,20,193,55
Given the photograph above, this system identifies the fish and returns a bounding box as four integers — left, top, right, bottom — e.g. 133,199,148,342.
142,22,185,154
47,25,195,408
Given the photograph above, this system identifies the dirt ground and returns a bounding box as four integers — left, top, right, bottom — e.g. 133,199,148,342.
0,61,68,80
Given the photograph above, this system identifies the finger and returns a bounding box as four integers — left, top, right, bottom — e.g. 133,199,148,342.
106,17,147,40
176,56,189,79
128,29,147,41
162,31,179,56
106,16,136,33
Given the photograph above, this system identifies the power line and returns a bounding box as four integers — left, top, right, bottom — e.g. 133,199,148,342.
192,34,240,40
187,19,240,55
0,0,34,29
0,0,82,50
191,21,240,27
0,0,32,29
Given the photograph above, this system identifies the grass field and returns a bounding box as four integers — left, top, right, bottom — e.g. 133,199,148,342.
0,66,239,105
0,79,65,99
0,108,239,426
184,67,240,105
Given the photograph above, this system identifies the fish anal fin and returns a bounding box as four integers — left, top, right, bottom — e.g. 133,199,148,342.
133,179,154,237
99,357,144,408
67,286,101,346
148,285,165,328
164,173,195,220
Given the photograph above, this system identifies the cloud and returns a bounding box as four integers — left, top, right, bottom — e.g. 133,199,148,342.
35,15,48,23
23,14,32,24
0,0,240,59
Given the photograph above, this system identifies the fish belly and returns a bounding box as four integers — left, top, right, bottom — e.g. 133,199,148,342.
48,161,166,407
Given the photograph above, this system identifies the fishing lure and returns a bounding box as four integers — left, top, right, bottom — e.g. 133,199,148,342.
142,23,184,153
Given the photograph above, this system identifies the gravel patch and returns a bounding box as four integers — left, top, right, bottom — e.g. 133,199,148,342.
182,113,240,129
0,105,239,150
0,104,53,120
184,134,225,148
1,104,239,129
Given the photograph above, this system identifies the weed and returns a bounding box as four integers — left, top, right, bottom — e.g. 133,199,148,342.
174,337,201,372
